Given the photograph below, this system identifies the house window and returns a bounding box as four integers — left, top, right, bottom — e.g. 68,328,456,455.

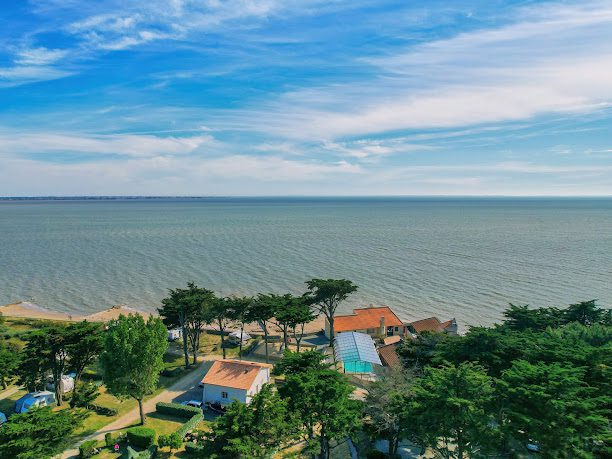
394,326,399,332
221,391,228,399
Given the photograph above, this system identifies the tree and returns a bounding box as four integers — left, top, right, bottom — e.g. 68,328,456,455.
0,407,84,459
0,341,20,389
206,296,234,360
225,296,254,360
18,325,71,405
272,294,298,351
16,347,46,393
409,362,497,459
206,384,298,458
272,350,329,377
66,320,104,383
284,295,316,352
363,368,415,456
247,294,278,363
100,314,168,425
502,304,562,331
69,381,100,409
499,360,608,456
564,299,611,326
159,282,215,368
305,278,357,345
397,330,449,370
159,432,182,452
280,369,361,459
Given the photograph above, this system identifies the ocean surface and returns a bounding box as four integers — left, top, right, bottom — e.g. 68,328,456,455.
1,197,611,328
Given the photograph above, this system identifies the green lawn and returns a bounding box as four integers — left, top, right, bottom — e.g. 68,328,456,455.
0,388,27,417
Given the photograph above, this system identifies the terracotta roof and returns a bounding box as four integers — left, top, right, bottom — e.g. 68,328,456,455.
334,306,404,332
383,335,401,345
378,344,401,368
201,359,272,391
409,317,442,333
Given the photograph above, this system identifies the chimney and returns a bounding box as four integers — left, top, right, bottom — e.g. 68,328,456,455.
379,316,386,336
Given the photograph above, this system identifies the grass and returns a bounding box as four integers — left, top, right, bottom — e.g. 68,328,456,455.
0,388,27,417
128,412,185,436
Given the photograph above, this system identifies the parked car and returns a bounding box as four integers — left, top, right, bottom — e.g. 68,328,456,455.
181,400,203,408
206,401,227,414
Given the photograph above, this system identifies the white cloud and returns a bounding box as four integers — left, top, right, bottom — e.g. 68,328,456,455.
0,132,215,157
15,47,68,66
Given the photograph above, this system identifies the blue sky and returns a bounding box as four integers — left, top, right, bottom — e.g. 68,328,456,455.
1,0,611,196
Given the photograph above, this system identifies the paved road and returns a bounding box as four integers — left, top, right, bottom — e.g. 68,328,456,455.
60,359,214,459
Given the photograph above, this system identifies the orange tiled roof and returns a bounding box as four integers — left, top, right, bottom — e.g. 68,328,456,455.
201,359,272,391
409,317,442,333
378,343,401,368
334,306,404,332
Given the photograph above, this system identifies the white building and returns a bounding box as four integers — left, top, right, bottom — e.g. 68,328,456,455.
201,359,272,406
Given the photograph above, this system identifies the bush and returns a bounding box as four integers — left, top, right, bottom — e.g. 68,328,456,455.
161,367,183,377
184,442,206,455
127,445,157,459
158,432,182,450
79,440,98,458
155,402,201,418
366,450,390,459
127,426,156,449
104,432,114,447
90,404,118,416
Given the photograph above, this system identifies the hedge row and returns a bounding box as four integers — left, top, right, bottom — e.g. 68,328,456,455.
90,403,118,416
174,412,203,439
127,445,157,459
155,402,201,418
127,426,156,449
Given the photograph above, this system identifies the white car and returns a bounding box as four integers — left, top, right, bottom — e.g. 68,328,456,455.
181,400,203,408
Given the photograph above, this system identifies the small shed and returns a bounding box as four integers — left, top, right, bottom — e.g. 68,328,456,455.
14,391,56,413
334,332,382,374
46,374,75,394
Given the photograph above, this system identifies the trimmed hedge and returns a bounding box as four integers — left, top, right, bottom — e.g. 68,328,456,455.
104,432,114,447
127,445,157,459
79,439,98,458
127,426,156,449
156,402,201,418
90,404,118,416
174,411,203,439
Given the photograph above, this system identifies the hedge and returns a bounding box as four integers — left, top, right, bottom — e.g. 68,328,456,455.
127,426,156,449
155,402,201,418
174,412,203,439
79,439,98,458
90,403,118,416
127,445,157,459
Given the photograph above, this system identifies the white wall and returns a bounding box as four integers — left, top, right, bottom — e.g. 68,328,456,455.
246,367,270,403
203,384,247,405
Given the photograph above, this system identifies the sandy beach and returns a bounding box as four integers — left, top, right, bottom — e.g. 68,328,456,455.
0,301,325,334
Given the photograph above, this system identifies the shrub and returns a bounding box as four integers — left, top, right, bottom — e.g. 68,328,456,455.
161,367,182,377
104,432,114,447
127,445,157,459
158,432,182,450
184,442,206,455
155,402,201,418
127,426,156,449
366,450,389,459
79,440,98,458
90,404,118,416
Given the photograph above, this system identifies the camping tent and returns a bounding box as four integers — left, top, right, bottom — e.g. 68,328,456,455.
14,391,56,413
334,331,382,374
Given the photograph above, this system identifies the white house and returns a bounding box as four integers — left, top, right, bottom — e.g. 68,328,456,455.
168,328,182,341
201,359,272,406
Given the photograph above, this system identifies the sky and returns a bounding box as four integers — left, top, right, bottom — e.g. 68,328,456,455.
0,0,611,196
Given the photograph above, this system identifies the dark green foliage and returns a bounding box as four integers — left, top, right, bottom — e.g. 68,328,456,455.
305,278,358,345
69,382,100,409
79,439,98,458
397,331,450,369
280,369,361,459
503,303,562,331
127,426,157,448
105,432,115,447
156,401,201,418
100,314,168,425
246,294,278,363
565,299,612,326
205,384,298,458
174,411,204,439
0,341,20,389
366,450,391,459
272,349,329,376
65,321,104,383
0,407,84,459
184,442,207,454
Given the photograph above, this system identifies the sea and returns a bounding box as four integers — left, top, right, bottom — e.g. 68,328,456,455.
1,197,610,329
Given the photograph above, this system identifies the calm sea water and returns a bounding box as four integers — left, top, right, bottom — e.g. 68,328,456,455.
0,197,610,328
